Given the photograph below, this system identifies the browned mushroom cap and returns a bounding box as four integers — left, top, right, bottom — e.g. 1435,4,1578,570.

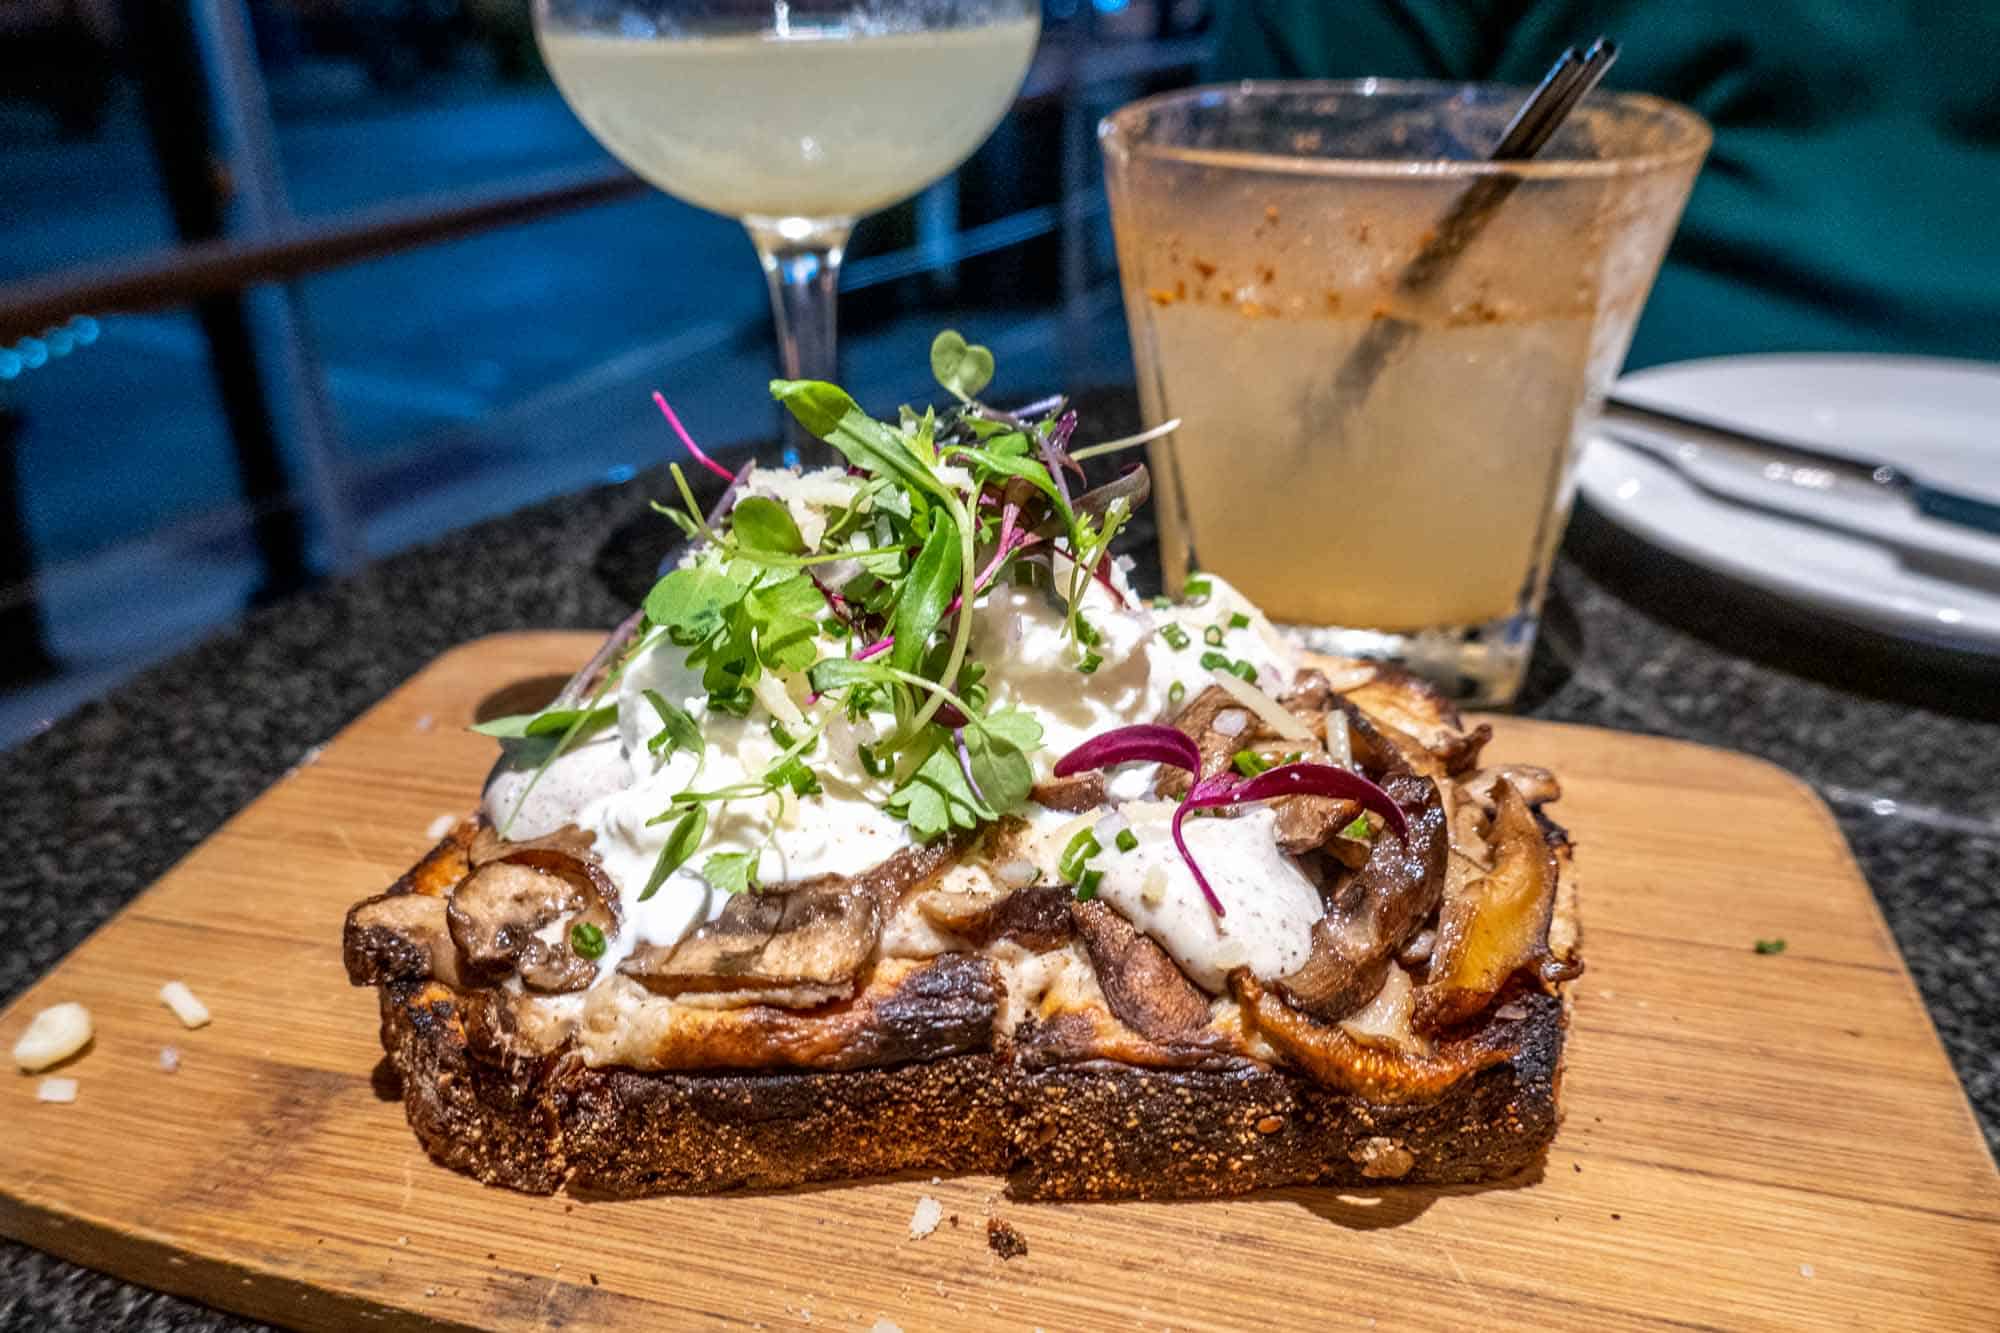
1030,771,1107,813
447,861,583,982
1274,772,1448,1022
1231,971,1523,1104
1456,765,1561,812
621,841,958,1000
343,891,463,987
1415,778,1559,1032
917,884,1075,950
1071,900,1211,1043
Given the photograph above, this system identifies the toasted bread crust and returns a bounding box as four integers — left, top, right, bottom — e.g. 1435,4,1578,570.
374,978,1564,1200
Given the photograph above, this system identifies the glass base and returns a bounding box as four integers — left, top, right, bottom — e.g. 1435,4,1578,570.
1273,613,1535,709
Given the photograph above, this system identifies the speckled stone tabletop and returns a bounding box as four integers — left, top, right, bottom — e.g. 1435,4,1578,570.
3,394,1996,1331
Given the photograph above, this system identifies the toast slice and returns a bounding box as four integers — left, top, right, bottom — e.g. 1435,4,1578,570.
345,657,1580,1202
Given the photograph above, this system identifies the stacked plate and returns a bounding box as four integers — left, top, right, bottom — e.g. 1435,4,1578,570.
1577,355,2000,652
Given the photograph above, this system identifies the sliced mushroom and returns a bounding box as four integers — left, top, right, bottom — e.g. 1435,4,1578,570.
917,884,1075,950
623,882,878,998
1275,772,1447,1021
1232,971,1524,1105
1415,778,1559,1032
621,841,956,1000
1070,900,1211,1043
447,860,600,992
1457,765,1561,811
1030,771,1108,813
343,891,463,987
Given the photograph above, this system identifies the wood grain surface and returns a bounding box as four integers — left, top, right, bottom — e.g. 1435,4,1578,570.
5,631,1996,1332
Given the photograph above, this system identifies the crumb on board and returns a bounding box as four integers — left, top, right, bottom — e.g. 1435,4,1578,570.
12,1001,92,1071
426,813,457,840
870,1321,903,1333
415,714,436,732
37,1076,78,1103
908,1195,944,1240
160,980,211,1028
985,1218,1028,1261
160,1046,180,1073
1800,1264,1815,1279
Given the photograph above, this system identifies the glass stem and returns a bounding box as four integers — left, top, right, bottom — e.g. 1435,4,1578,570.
746,216,853,468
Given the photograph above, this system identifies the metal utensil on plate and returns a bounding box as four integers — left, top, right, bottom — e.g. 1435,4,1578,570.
1329,38,1620,407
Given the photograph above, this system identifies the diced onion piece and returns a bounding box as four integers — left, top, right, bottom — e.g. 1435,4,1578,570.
159,981,211,1029
1093,811,1129,845
994,857,1040,888
1140,865,1169,907
751,672,805,731
37,1077,78,1104
160,1046,181,1073
1212,708,1250,738
1322,712,1354,770
1207,668,1315,744
12,1002,91,1071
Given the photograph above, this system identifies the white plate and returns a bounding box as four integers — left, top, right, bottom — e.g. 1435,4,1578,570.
1577,354,2000,653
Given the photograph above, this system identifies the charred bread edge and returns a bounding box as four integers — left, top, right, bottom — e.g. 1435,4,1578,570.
375,980,1565,1201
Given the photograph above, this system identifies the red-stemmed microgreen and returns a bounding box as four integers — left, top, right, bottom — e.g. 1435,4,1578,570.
1052,725,1409,917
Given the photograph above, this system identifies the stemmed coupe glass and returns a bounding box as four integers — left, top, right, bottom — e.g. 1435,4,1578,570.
534,0,1042,461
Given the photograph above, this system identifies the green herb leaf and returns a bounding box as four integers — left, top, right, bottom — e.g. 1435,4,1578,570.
745,573,824,671
569,921,607,960
470,702,617,740
770,379,940,498
890,512,963,674
949,445,1070,523
639,804,708,902
1753,937,1787,955
703,851,759,896
961,708,1043,817
808,656,893,695
730,495,805,555
644,565,745,644
929,329,995,400
885,729,992,841
1338,814,1373,841
642,690,705,758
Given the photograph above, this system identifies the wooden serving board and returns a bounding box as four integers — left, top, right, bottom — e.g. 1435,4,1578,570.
6,632,1997,1331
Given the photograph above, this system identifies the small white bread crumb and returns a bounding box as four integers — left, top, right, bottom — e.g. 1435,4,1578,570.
159,981,211,1029
909,1195,944,1240
38,1077,78,1103
12,1002,92,1071
1800,1264,1815,1279
160,1046,181,1073
871,1321,903,1333
415,714,436,732
425,813,456,840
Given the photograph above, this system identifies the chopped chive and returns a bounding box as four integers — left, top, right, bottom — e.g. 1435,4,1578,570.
1203,625,1226,647
1076,617,1101,647
1228,611,1251,630
1058,829,1101,883
1114,828,1139,853
1074,867,1103,901
1229,659,1258,683
857,742,894,779
1199,649,1232,672
1167,680,1186,708
1233,748,1272,778
569,922,607,960
1150,595,1172,610
1183,575,1213,602
1754,938,1787,955
1338,814,1372,841
1160,624,1191,651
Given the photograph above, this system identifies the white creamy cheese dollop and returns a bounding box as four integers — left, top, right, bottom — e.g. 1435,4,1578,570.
481,464,1320,990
